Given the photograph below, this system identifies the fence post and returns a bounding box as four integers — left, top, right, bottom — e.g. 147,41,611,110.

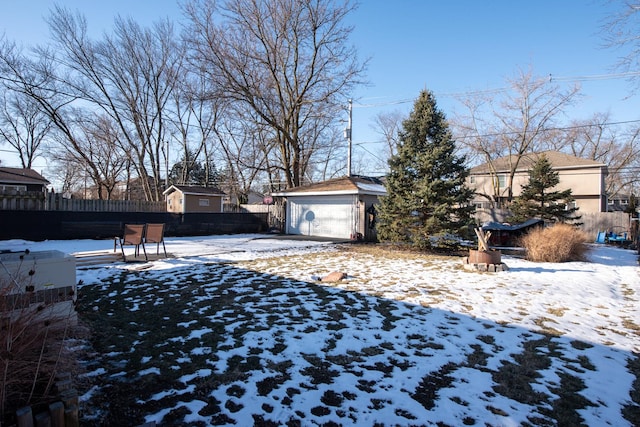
49,401,64,427
15,407,34,427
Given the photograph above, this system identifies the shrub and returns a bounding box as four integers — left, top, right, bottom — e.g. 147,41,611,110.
519,223,590,262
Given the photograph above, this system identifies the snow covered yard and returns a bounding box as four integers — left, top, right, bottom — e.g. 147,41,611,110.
2,235,639,426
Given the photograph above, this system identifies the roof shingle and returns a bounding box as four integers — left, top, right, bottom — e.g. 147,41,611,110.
0,167,49,185
470,151,606,174
272,175,386,196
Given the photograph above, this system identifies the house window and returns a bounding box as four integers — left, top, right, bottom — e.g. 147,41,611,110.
469,176,476,184
497,175,506,188
621,199,629,205
179,198,183,205
0,185,27,192
199,198,210,207
608,199,614,205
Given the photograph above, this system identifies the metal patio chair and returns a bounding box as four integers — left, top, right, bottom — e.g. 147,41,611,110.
118,224,147,261
144,223,167,258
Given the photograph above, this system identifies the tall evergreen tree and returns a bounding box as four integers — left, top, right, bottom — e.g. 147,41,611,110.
377,90,475,250
169,151,221,186
509,154,581,223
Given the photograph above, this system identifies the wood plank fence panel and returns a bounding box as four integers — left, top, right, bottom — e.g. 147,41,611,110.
0,193,165,212
474,208,632,240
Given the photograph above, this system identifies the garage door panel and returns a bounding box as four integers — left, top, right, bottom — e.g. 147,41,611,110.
288,196,354,238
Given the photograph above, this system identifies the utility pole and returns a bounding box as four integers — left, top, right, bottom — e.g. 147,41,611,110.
346,99,352,177
164,139,169,189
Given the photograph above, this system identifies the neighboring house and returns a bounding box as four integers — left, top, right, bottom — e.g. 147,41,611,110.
606,194,633,212
0,167,49,194
271,175,387,241
468,151,608,214
113,176,163,201
163,185,226,213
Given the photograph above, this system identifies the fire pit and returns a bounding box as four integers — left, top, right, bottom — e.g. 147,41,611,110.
463,227,507,272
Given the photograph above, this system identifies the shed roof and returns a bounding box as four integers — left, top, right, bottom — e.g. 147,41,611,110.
0,167,49,185
470,151,607,174
272,175,387,197
163,185,225,196
482,218,544,231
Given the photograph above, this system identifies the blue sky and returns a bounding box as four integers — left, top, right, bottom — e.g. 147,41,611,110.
1,1,637,176
346,1,637,152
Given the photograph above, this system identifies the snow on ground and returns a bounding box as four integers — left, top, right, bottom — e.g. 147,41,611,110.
1,234,639,426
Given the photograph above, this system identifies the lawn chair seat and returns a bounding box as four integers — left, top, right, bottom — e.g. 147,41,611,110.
145,223,167,257
119,224,147,261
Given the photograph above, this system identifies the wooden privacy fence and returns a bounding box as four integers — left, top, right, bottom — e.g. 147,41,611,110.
474,208,632,239
0,210,269,241
0,192,46,211
0,192,165,212
240,203,285,232
580,211,631,237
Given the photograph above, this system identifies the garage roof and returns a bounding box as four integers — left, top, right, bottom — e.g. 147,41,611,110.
272,175,387,197
163,184,225,196
0,167,50,185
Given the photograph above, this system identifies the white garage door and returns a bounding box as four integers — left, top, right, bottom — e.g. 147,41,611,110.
287,196,356,238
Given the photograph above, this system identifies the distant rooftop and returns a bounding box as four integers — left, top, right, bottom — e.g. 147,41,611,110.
470,151,607,174
0,167,50,185
272,175,386,196
163,184,225,196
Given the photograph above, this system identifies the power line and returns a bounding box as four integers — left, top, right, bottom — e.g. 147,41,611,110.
354,71,640,109
352,119,640,146
454,119,640,140
550,71,640,82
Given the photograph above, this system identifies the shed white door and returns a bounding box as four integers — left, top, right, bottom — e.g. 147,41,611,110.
287,195,356,238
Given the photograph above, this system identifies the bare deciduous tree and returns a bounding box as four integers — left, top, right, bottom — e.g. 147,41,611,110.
184,0,366,188
47,9,186,201
213,111,270,205
454,66,581,207
602,2,640,90
371,109,403,158
0,89,52,168
90,115,130,199
0,39,116,198
0,8,188,201
546,112,640,197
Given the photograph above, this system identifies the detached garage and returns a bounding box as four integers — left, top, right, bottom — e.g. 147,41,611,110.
163,185,225,213
272,176,386,241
